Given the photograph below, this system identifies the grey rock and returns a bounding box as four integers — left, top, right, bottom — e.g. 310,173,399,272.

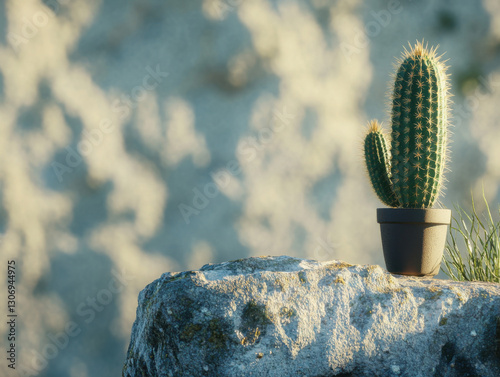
122,256,500,377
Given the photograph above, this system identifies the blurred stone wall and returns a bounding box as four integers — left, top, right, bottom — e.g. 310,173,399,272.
0,0,499,376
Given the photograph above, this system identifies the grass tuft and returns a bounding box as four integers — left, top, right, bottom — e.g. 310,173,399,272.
441,189,500,283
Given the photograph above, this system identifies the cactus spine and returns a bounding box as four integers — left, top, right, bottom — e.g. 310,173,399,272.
364,41,450,208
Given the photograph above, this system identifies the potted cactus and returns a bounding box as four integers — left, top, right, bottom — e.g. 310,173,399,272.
363,41,451,277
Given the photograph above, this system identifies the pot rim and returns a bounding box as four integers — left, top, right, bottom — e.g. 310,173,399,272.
377,208,451,225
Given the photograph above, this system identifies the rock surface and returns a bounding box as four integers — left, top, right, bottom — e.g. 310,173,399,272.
122,256,500,377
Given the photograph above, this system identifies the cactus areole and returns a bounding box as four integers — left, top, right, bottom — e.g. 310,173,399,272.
364,41,450,209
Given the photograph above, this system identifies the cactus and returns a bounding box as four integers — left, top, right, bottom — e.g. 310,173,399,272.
364,120,399,207
363,41,450,208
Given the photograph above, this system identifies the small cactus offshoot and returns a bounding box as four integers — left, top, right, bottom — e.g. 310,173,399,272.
363,41,450,208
